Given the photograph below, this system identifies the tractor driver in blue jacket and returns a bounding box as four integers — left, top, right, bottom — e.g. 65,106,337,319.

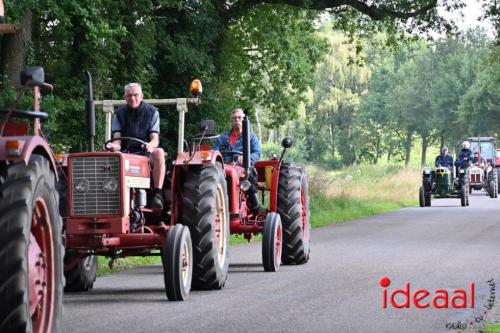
213,108,263,214
435,147,453,168
456,141,473,170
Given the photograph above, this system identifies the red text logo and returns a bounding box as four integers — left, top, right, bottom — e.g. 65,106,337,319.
380,276,475,309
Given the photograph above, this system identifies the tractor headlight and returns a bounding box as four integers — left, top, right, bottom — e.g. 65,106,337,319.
423,168,431,175
74,179,90,193
240,180,251,191
102,178,119,193
459,169,465,174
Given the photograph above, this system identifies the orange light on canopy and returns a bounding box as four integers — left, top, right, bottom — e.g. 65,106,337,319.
189,79,202,97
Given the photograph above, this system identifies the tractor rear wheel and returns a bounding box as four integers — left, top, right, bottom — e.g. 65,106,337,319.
490,170,498,198
163,224,192,301
277,163,310,265
0,155,63,333
496,168,500,194
182,163,229,290
262,213,282,272
64,252,98,292
489,180,496,199
419,186,425,207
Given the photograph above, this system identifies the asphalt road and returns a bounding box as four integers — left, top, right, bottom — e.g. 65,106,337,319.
62,193,500,333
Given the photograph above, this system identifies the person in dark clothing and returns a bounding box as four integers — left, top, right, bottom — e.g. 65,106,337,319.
435,147,454,168
456,140,473,170
213,108,264,214
106,83,166,208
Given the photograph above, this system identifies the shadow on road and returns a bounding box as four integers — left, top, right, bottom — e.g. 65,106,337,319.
229,263,265,273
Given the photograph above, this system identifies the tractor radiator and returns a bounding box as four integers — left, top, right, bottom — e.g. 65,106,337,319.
71,156,121,215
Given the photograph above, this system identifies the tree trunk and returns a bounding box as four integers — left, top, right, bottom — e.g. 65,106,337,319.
267,129,274,144
0,11,32,88
404,131,413,167
254,106,262,143
421,135,428,167
440,133,445,150
330,122,335,160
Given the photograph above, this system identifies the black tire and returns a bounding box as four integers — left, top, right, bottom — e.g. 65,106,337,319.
163,224,192,301
490,170,498,198
181,163,229,290
461,186,467,207
0,155,64,333
496,168,500,194
489,180,496,199
419,186,425,207
262,213,282,272
64,252,98,292
424,193,431,207
277,163,310,265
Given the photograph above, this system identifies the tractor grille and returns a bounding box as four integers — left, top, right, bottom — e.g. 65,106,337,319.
71,156,121,215
471,174,481,183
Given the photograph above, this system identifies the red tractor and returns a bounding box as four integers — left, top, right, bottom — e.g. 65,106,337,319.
62,74,230,300
0,67,64,332
194,117,310,271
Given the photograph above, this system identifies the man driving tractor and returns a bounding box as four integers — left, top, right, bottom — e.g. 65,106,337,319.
435,147,453,168
456,141,473,168
213,108,263,214
106,83,166,208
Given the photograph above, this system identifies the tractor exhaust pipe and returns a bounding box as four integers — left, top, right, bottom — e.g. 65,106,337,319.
242,116,251,176
85,71,95,152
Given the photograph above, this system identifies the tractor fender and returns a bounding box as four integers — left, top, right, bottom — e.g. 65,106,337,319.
0,136,58,181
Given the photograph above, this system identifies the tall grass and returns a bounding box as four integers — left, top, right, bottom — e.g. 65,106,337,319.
307,164,420,227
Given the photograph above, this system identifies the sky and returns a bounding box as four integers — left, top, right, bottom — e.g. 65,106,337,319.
439,0,495,36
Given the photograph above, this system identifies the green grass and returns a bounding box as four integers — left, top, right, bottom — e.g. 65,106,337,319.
310,194,413,227
97,255,160,277
484,323,500,333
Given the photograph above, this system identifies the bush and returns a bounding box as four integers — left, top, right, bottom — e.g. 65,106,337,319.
261,142,307,161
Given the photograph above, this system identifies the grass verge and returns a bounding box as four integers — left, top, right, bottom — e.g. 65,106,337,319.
484,323,500,333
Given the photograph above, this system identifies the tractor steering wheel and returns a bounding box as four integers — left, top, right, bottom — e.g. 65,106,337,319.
104,137,148,155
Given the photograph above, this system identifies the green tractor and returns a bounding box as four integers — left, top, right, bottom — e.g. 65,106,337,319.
419,165,469,207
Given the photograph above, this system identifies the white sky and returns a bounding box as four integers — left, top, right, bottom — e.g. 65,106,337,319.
439,0,495,36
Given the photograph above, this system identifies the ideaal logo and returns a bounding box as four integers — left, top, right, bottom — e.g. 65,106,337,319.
379,276,475,309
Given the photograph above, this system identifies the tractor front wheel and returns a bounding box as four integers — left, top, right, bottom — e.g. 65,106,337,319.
278,164,310,265
461,186,468,207
425,193,431,207
0,155,63,333
182,163,229,290
163,224,192,301
419,186,425,207
64,252,98,292
262,213,282,272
